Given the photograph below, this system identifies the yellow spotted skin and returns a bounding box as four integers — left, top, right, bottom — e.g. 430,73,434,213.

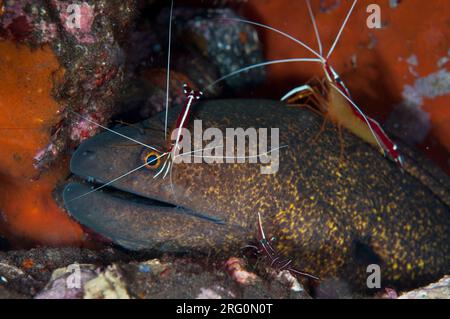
65,99,450,291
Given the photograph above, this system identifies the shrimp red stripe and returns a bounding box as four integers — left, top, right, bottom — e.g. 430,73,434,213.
169,84,203,152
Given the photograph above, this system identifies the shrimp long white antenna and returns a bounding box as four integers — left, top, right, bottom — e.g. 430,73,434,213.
326,0,357,60
68,110,161,153
164,0,175,139
189,145,288,160
205,58,322,91
306,0,323,56
220,17,324,61
163,161,172,179
173,145,225,158
153,155,170,179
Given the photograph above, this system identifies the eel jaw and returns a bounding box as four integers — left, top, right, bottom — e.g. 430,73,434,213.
63,181,226,251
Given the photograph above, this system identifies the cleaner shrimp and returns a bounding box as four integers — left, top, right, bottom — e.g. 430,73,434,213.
243,212,320,281
207,0,404,168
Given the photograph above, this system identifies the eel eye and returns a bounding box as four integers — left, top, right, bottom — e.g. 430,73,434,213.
143,151,161,170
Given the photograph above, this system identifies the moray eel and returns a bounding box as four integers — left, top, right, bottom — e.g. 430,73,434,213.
63,99,450,291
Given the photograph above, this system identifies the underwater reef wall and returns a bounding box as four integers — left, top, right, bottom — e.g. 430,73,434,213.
0,41,83,246
0,0,138,246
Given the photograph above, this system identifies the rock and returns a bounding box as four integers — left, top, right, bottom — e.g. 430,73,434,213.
5,247,450,299
159,7,265,91
225,257,259,285
0,285,28,299
196,287,229,299
84,265,130,299
0,262,25,281
112,256,312,299
120,257,237,299
275,270,311,299
136,259,169,276
34,264,98,299
0,247,128,297
399,276,450,299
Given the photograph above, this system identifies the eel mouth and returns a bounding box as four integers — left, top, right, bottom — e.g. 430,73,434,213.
63,179,178,211
63,179,223,223
62,172,227,251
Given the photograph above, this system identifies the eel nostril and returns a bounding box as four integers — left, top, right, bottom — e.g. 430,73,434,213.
82,150,95,156
81,149,97,161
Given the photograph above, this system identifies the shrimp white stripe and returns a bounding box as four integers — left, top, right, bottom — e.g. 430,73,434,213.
281,85,313,101
173,94,194,150
189,145,287,160
258,213,267,242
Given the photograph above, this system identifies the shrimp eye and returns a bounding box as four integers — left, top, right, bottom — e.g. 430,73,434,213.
143,151,161,170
